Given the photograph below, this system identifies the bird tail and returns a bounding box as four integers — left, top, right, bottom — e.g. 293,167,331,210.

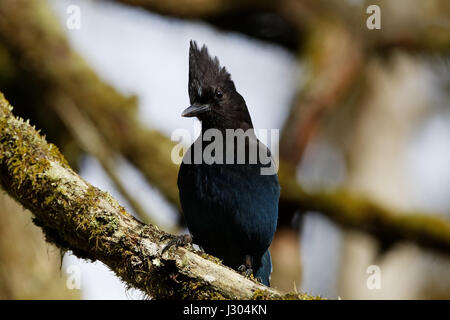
255,250,272,286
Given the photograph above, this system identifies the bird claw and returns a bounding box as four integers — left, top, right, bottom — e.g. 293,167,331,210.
160,234,193,254
238,255,255,279
238,264,253,278
159,234,173,242
169,273,180,283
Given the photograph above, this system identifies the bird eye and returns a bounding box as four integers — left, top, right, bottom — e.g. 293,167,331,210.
215,89,223,99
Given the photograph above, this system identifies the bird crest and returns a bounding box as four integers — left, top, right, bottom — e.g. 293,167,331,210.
188,41,233,104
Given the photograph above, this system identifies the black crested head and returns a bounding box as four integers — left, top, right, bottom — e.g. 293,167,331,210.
183,40,253,130
188,41,233,103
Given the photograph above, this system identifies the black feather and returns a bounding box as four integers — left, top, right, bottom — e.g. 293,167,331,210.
179,41,279,286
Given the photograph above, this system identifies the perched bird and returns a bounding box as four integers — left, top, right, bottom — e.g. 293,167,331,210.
162,41,279,286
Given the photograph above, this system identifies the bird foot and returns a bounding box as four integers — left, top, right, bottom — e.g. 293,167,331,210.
169,273,180,283
238,264,254,278
160,234,193,254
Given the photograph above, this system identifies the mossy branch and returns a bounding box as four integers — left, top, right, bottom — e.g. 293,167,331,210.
0,93,320,300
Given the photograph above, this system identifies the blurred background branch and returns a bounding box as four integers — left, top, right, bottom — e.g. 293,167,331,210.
114,0,450,53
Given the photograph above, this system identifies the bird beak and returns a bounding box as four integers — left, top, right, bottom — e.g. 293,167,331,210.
182,104,210,117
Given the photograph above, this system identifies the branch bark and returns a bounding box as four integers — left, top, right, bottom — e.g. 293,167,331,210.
0,93,319,300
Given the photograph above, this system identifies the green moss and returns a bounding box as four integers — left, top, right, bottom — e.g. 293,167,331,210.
0,96,67,200
251,289,272,300
197,251,223,265
281,292,324,300
179,278,228,300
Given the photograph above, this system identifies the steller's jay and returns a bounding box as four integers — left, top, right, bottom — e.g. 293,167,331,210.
162,41,279,286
